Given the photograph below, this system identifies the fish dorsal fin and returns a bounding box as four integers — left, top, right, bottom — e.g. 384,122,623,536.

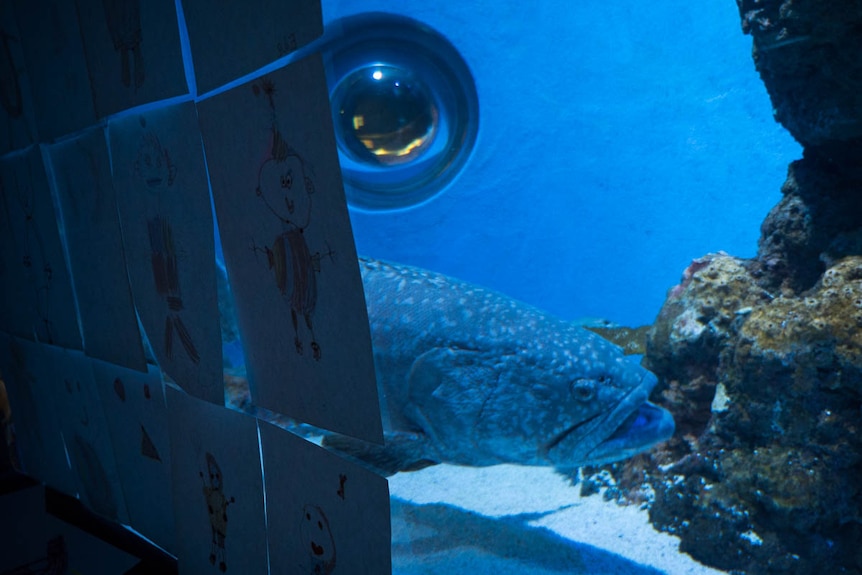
322,431,437,477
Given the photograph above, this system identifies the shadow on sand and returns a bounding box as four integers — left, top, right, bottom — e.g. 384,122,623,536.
391,497,666,575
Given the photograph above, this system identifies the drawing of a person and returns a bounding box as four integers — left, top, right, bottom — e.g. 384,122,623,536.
101,0,144,89
254,123,331,361
134,132,200,365
1,168,56,344
0,30,23,120
200,452,234,572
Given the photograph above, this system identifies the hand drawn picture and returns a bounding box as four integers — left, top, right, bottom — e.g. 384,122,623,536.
49,129,146,371
201,452,235,572
109,102,222,404
197,54,382,442
258,420,391,575
136,133,199,365
74,0,185,118
0,334,76,497
100,0,143,89
167,387,267,575
93,360,175,552
0,1,37,154
300,504,336,574
0,149,80,349
251,79,337,361
14,0,96,139
32,345,129,523
180,0,323,94
3,165,57,344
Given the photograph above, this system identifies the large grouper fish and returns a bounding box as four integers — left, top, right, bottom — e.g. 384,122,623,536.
316,257,675,476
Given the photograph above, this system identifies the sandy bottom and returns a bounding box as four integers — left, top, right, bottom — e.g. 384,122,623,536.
389,464,727,575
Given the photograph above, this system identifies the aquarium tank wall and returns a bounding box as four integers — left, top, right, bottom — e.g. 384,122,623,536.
2,0,862,574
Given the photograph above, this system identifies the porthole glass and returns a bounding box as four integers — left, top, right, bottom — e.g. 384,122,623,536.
321,13,479,211
332,64,438,166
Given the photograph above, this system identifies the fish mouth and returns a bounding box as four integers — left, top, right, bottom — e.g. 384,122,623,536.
543,412,603,455
584,400,675,465
545,372,675,466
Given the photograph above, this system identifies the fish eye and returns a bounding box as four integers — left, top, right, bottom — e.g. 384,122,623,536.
570,379,596,402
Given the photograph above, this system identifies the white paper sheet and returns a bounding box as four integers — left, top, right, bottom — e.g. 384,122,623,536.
22,342,130,523
92,359,176,553
197,53,383,443
166,386,268,574
13,0,97,141
48,128,146,371
180,0,323,95
108,102,223,404
0,1,39,154
75,0,187,119
0,147,81,349
259,420,391,574
0,334,76,497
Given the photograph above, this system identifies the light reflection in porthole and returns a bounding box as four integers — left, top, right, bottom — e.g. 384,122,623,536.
321,13,479,211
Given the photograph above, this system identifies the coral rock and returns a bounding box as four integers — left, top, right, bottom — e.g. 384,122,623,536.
737,0,862,160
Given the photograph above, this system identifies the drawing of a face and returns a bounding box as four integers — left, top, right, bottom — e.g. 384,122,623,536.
134,132,176,190
300,504,336,574
257,154,313,226
206,452,222,490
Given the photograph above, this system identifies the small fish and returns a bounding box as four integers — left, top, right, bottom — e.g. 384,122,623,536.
323,258,674,476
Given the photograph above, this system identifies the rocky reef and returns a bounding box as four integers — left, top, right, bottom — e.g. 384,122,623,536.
737,0,862,165
584,2,862,574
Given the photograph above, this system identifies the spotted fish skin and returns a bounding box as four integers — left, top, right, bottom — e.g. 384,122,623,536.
322,258,675,476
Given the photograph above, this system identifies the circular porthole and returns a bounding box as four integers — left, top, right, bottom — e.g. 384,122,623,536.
321,13,479,211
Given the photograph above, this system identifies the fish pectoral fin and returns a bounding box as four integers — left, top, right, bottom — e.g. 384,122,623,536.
322,431,438,477
408,346,496,406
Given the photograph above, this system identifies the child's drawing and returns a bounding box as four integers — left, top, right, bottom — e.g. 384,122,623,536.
201,452,235,572
68,431,118,520
64,379,89,427
0,4,36,155
134,131,200,365
61,369,124,522
94,362,174,553
0,29,23,120
167,387,266,573
1,165,56,344
109,103,221,403
111,375,162,461
50,130,147,370
251,79,334,361
101,0,144,89
197,54,383,440
140,423,160,461
300,504,336,575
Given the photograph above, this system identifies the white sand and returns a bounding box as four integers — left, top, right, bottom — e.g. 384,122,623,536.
389,464,727,575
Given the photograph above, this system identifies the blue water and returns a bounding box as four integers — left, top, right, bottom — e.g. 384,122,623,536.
326,0,800,327
315,5,799,571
